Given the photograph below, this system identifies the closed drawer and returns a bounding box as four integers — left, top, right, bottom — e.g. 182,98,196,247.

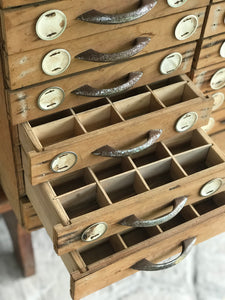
4,8,206,89
0,0,46,8
18,76,213,185
8,42,197,125
203,2,225,38
194,33,225,69
28,185,225,299
191,62,225,94
1,0,210,55
24,128,225,255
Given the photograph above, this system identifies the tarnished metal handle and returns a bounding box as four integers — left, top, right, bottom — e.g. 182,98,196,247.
92,129,162,157
75,37,151,62
131,237,196,271
119,196,188,227
71,71,143,97
76,0,158,24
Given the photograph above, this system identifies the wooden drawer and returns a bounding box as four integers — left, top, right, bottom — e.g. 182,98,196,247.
4,7,206,90
203,2,225,38
18,76,213,185
194,33,225,69
0,0,210,55
191,62,225,94
7,42,197,125
24,128,225,255
29,186,225,299
0,0,46,8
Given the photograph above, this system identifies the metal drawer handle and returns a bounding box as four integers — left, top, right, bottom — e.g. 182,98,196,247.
71,71,143,97
76,0,158,24
75,37,151,62
92,129,162,157
119,196,188,227
131,237,196,271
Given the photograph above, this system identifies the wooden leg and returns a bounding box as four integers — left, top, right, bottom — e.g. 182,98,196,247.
3,210,35,277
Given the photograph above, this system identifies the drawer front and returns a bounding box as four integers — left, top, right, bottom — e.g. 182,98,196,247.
194,33,225,70
203,2,225,38
24,129,225,254
8,42,197,125
1,0,210,55
19,78,213,185
67,195,225,299
191,62,225,94
5,8,206,90
0,0,46,8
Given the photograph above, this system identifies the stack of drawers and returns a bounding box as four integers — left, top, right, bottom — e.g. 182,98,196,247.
191,0,225,151
1,0,225,299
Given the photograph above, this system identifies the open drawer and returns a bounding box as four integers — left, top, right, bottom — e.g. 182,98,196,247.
19,75,213,185
28,188,225,299
24,128,225,255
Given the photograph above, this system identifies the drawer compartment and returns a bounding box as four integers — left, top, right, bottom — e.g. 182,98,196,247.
48,192,225,299
24,129,225,255
1,0,210,55
8,42,197,125
4,8,206,89
18,76,213,185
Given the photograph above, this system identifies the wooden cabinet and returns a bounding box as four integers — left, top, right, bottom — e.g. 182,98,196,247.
1,0,225,299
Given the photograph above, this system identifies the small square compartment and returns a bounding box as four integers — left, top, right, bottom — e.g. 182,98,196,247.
121,227,160,247
29,111,84,147
80,235,124,265
131,142,170,167
193,193,225,215
50,168,95,196
101,171,147,203
114,92,163,120
73,98,109,114
109,85,150,102
148,76,183,90
160,206,196,231
164,131,208,155
59,184,107,219
175,146,224,175
139,158,185,189
153,82,198,107
77,104,122,132
91,158,134,180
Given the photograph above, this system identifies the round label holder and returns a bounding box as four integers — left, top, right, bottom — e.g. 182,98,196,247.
37,87,65,111
200,178,223,197
175,112,198,132
42,49,71,76
50,152,78,173
160,52,183,75
36,9,67,41
175,15,199,41
212,92,225,111
81,222,108,242
210,68,225,90
167,0,188,8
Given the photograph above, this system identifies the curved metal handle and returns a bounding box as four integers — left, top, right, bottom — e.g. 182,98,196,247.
75,37,151,62
71,71,143,97
119,196,188,227
92,129,162,157
76,0,158,24
131,237,196,271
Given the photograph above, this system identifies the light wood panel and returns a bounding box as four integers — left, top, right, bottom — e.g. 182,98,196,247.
0,0,210,55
